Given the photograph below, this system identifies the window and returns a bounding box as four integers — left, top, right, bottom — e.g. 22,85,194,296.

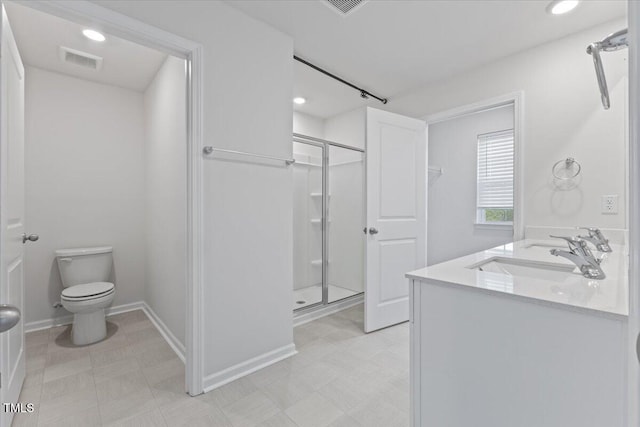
477,129,514,225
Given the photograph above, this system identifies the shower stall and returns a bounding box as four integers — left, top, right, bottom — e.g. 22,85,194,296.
292,134,364,312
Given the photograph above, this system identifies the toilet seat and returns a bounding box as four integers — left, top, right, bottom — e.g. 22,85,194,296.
61,282,114,301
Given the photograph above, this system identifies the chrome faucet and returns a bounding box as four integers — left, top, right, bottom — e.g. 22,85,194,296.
549,235,606,280
577,227,612,253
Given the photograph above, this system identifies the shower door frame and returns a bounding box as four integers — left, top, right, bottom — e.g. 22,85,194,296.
293,133,365,314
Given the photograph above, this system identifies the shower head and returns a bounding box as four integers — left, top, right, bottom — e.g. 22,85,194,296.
586,28,628,110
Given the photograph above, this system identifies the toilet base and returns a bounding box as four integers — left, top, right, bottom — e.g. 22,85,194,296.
71,309,106,345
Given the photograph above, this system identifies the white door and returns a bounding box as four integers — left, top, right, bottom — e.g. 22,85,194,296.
0,5,26,426
365,107,426,333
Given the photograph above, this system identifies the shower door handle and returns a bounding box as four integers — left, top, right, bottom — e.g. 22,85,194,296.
368,227,379,235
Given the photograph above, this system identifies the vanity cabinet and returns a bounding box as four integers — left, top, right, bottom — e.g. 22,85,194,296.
410,280,627,426
408,238,629,427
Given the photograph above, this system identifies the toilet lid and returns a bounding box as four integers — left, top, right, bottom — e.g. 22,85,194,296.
62,282,114,299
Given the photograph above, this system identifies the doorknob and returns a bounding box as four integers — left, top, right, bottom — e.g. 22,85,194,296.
368,227,379,235
22,233,39,244
0,305,20,333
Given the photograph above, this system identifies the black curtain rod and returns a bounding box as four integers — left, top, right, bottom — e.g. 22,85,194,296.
293,55,388,105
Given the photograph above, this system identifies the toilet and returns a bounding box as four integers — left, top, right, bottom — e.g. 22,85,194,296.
55,246,115,345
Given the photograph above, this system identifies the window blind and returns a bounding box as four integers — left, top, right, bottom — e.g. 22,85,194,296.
477,129,514,209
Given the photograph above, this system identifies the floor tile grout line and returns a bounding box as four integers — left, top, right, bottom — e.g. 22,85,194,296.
23,305,408,427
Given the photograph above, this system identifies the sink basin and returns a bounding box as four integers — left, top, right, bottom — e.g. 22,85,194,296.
468,257,577,282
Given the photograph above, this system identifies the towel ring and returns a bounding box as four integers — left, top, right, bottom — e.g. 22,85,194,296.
552,157,581,180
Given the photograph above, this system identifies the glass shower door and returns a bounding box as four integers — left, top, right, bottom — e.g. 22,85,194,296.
327,145,364,303
292,141,324,310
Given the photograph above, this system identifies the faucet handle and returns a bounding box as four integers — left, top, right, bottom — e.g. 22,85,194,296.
578,227,600,235
550,235,601,267
549,235,592,257
577,227,611,252
549,235,586,249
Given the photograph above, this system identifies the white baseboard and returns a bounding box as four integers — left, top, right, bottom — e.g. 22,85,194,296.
203,343,297,393
23,301,185,363
24,301,145,333
142,302,186,362
293,295,363,327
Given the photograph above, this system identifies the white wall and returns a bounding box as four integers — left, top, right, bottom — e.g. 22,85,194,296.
93,0,295,387
324,107,366,150
295,107,365,151
144,56,187,346
388,19,628,230
24,66,146,324
293,111,324,139
428,105,514,265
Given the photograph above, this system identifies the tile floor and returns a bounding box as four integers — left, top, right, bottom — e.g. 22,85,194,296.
15,304,409,427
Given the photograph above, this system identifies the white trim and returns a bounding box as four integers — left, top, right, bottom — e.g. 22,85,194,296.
423,92,520,125
203,344,297,393
423,91,525,241
410,280,421,426
293,296,363,327
186,44,205,397
142,303,185,362
473,222,514,230
627,1,639,425
20,1,198,58
24,301,144,333
24,301,186,363
20,0,205,396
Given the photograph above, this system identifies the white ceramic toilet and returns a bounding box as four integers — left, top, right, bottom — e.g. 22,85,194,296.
55,246,115,345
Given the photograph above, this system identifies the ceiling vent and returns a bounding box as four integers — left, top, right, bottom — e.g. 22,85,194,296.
323,0,369,16
58,47,103,71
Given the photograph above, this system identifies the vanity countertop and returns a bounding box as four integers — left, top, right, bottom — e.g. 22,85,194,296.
406,239,629,317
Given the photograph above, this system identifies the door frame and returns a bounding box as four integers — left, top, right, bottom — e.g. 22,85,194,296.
628,1,639,425
12,0,205,396
422,91,525,241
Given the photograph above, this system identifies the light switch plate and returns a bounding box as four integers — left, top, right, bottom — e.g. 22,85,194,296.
602,195,619,214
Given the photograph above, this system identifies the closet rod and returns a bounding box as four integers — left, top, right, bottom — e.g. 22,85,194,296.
202,146,296,165
293,55,388,105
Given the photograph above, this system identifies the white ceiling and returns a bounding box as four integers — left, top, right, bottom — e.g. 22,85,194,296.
5,2,168,92
228,0,627,119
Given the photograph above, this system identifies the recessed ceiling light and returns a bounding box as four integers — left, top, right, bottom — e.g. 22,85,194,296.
82,29,106,42
546,0,580,15
293,97,306,105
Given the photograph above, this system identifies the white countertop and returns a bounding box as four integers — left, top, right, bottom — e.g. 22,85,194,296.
406,239,629,317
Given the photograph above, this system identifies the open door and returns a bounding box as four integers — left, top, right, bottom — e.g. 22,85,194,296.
365,107,426,333
0,5,26,425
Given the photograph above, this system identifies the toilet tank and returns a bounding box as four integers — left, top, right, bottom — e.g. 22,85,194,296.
55,246,113,287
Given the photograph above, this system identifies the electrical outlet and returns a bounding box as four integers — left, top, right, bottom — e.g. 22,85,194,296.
601,195,619,214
